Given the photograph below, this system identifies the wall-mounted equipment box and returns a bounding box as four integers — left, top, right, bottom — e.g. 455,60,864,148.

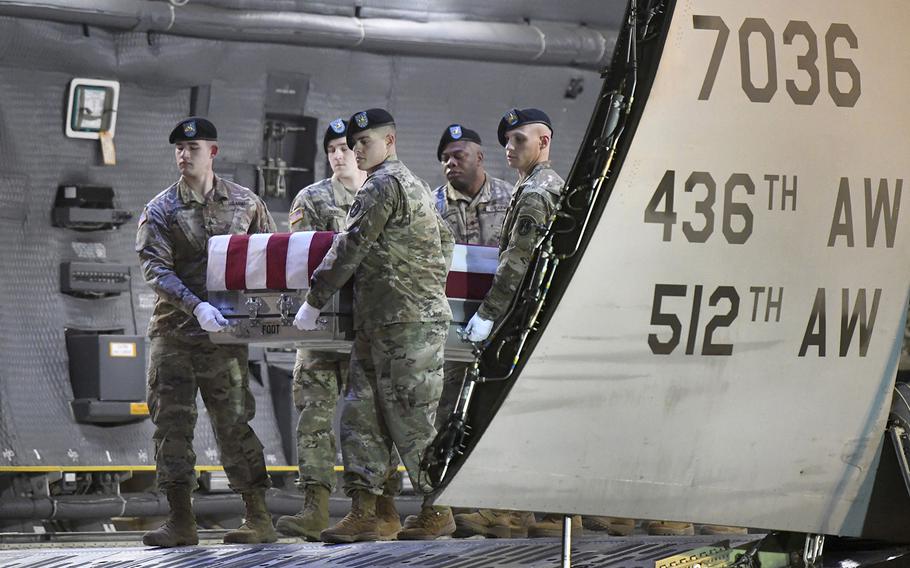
52,185,132,231
65,78,120,139
60,261,131,297
66,334,148,424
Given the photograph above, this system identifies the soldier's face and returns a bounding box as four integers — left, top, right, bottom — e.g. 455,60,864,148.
351,130,390,171
441,140,483,190
175,140,217,177
327,138,357,177
505,124,549,172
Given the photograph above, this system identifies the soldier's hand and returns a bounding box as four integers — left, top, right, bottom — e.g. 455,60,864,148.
294,302,321,331
465,313,494,342
193,301,229,332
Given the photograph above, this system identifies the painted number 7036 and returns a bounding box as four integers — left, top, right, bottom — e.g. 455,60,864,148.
694,15,861,107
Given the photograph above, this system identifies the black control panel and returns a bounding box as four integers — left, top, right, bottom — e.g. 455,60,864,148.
60,261,131,297
52,185,132,231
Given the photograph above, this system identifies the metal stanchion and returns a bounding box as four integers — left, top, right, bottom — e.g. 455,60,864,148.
561,514,573,568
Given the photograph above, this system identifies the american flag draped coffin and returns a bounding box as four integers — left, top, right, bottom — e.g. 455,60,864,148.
205,231,498,361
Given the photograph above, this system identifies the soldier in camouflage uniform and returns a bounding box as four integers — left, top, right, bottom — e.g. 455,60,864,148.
433,123,512,428
433,124,512,248
462,108,636,539
465,109,653,539
136,117,278,547
464,108,564,339
276,119,401,541
430,124,539,540
294,108,456,542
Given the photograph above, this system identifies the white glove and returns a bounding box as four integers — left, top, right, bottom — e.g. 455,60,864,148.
464,313,494,342
193,301,228,332
294,301,321,331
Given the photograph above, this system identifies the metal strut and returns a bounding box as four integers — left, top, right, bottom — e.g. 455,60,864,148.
561,514,573,568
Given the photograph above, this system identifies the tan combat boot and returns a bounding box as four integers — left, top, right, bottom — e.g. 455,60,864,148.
376,494,402,540
223,490,279,544
142,488,199,547
398,505,456,540
698,524,748,535
275,485,330,541
645,520,695,536
320,491,380,543
454,509,512,539
508,511,536,538
583,516,636,536
527,514,582,538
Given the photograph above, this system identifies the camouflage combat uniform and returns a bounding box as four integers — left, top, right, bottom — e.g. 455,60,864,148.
433,175,512,428
306,159,453,495
434,175,513,245
476,162,563,322
137,176,276,492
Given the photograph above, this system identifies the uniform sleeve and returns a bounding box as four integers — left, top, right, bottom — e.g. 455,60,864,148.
135,205,203,316
476,193,549,321
305,177,396,309
437,210,454,270
289,191,320,232
252,197,277,233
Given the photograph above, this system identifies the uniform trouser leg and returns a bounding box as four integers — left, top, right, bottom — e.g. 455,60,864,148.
435,361,469,431
194,339,270,492
293,350,343,492
148,337,200,491
340,322,446,495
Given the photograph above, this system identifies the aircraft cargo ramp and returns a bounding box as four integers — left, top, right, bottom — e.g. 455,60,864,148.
0,535,759,568
4,534,910,568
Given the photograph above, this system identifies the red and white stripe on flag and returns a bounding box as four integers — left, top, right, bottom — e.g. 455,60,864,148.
206,232,334,291
446,243,498,300
206,232,499,299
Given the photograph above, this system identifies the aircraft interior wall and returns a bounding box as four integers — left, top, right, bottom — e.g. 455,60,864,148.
0,15,602,468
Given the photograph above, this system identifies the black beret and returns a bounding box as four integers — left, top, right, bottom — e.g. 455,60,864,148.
436,124,482,161
169,116,217,144
323,118,348,153
346,108,395,149
497,108,554,147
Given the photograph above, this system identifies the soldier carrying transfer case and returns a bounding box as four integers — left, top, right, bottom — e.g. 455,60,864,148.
275,118,402,541
432,123,512,427
136,117,278,547
462,107,637,538
430,123,536,540
294,108,457,542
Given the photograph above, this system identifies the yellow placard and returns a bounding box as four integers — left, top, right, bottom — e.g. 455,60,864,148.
130,402,149,415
